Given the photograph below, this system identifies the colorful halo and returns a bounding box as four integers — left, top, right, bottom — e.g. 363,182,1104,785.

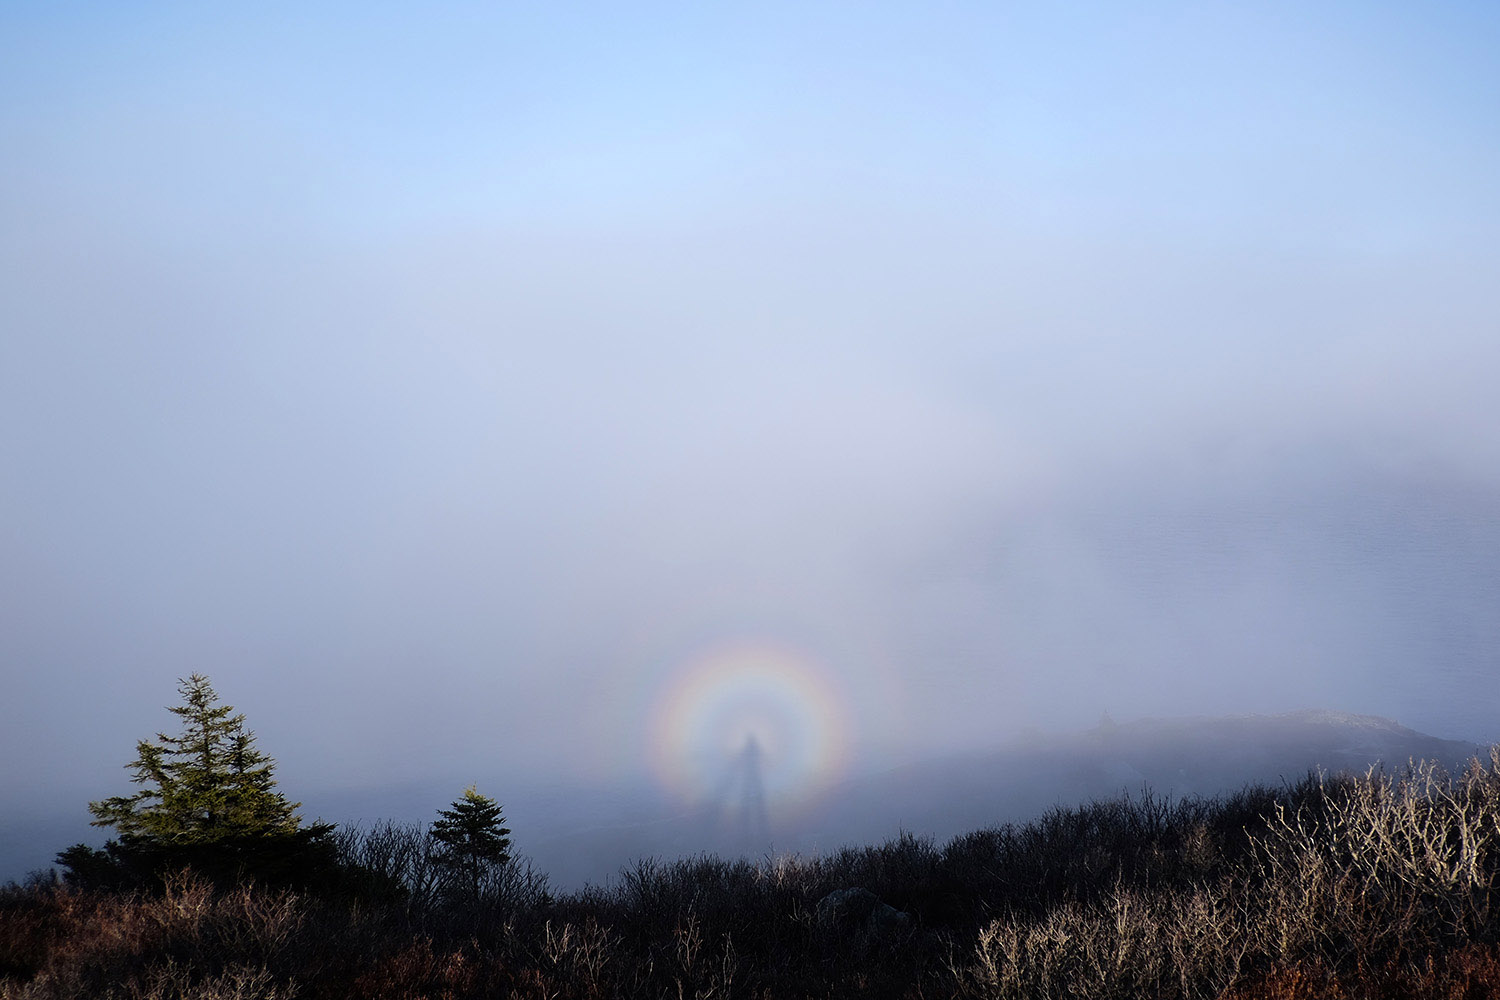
647,640,851,805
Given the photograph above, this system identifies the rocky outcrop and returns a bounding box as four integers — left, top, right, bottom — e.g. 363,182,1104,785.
815,887,910,937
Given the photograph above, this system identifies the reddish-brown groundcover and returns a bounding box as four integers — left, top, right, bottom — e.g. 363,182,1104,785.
6,752,1500,999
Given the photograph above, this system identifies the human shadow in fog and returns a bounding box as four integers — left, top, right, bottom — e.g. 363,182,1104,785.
695,733,773,858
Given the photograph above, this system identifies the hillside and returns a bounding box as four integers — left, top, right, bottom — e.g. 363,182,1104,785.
7,748,1500,998
5,709,1481,892
804,709,1481,849
518,709,1483,886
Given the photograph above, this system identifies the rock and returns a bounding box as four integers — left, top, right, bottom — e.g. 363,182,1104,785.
815,887,911,937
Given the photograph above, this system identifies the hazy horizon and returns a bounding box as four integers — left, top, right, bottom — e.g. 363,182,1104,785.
4,3,1498,883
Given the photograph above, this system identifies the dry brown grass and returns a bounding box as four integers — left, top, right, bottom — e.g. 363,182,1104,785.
6,749,1500,999
952,749,1500,999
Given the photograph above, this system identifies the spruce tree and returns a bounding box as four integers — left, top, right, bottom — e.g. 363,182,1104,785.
62,674,332,888
431,785,512,902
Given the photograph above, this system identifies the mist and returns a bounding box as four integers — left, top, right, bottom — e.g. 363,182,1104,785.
3,3,1498,884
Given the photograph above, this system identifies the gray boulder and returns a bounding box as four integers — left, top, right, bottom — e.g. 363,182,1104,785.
815,887,911,937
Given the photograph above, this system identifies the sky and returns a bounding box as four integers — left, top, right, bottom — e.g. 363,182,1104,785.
3,2,1499,871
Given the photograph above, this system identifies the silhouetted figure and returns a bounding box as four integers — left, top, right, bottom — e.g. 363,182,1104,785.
699,732,774,857
735,734,772,854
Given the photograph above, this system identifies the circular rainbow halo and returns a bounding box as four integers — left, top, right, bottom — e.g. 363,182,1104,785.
648,641,851,805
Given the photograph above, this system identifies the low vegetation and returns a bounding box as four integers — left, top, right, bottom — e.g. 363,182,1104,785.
7,677,1500,997
4,751,1500,998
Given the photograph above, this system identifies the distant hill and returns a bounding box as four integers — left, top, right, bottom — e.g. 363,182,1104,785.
5,710,1484,889
796,710,1483,855
516,709,1486,886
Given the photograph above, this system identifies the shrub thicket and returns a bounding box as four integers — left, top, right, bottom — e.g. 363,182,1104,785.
6,749,1500,999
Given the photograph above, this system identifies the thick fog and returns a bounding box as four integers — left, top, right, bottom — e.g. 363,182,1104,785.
3,4,1498,882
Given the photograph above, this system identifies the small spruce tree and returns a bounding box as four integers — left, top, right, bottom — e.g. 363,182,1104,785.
431,785,512,902
61,673,333,888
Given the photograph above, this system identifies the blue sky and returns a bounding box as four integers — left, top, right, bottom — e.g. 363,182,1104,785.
8,3,1496,237
3,2,1499,869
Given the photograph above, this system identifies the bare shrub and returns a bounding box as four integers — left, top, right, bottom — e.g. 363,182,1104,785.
10,748,1500,999
1251,751,1500,963
959,883,1247,1000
